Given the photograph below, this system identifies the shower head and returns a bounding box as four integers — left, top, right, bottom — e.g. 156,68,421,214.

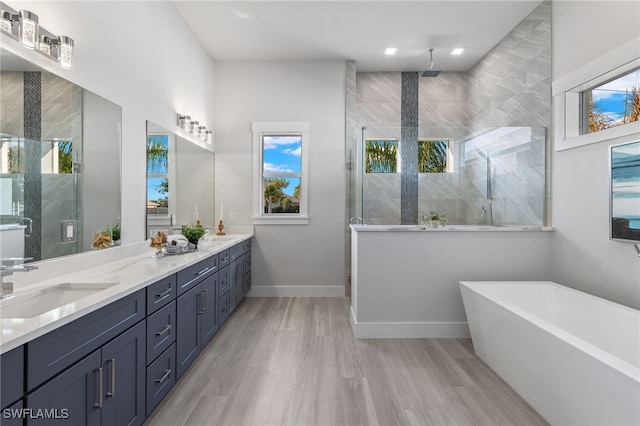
422,48,441,77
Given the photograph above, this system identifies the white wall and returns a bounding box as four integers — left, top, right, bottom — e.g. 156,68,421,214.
4,1,216,245
214,62,346,296
551,1,640,309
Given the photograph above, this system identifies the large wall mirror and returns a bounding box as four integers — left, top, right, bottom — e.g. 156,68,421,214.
0,48,122,262
146,121,214,238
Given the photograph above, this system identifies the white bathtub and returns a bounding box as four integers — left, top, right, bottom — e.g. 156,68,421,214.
459,281,640,426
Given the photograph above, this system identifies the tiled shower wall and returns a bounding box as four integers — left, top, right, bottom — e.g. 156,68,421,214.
0,71,82,260
354,1,550,226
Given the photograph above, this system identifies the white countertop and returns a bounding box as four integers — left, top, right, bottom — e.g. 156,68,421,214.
350,224,554,232
0,234,252,354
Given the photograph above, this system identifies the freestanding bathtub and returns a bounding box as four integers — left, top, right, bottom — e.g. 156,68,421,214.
459,281,640,426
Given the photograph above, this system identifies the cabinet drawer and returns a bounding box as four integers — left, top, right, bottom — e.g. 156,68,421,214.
219,291,230,325
146,301,176,365
27,289,145,391
229,244,243,261
146,275,176,314
218,265,230,298
242,239,251,253
218,249,230,269
146,343,176,417
176,256,218,296
1,346,23,409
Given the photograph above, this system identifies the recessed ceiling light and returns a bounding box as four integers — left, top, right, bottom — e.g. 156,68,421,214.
451,48,465,55
384,47,397,56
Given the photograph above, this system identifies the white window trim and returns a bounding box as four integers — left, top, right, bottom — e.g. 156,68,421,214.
553,37,640,152
251,121,310,225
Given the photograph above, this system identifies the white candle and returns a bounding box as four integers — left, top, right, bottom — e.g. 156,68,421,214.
194,203,199,221
220,203,224,221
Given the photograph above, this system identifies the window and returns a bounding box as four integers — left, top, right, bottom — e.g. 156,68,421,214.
582,68,639,134
419,139,453,173
365,139,398,173
252,122,309,224
553,38,640,151
146,134,169,215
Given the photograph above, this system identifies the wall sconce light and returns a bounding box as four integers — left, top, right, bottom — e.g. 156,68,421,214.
177,115,191,131
18,9,38,49
176,113,213,145
58,35,74,69
0,2,18,40
0,2,74,69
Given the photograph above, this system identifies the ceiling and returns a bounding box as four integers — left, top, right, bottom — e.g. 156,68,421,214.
173,0,543,72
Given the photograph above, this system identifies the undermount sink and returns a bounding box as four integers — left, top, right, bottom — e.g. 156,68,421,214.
0,282,117,319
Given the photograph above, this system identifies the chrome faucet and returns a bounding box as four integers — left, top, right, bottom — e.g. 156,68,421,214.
1,257,38,299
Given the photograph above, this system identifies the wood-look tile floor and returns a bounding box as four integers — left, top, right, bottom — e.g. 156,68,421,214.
145,297,548,426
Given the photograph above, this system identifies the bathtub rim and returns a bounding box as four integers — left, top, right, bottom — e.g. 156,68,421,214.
459,280,640,382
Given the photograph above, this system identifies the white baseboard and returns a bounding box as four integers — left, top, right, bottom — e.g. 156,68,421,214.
350,306,470,338
247,285,345,297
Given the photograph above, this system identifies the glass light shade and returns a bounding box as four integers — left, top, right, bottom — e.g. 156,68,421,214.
206,130,213,143
38,34,52,56
0,12,12,34
199,126,207,139
19,10,38,49
190,121,199,135
59,36,74,69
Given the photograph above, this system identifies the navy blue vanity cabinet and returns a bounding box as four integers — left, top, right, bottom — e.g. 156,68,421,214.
145,343,176,416
176,255,218,296
1,345,24,411
146,275,177,315
26,289,145,391
217,265,230,325
3,399,24,426
26,321,145,426
176,270,218,379
229,239,251,314
26,349,102,426
146,301,176,365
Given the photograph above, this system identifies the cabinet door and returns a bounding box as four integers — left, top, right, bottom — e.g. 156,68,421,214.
2,399,23,426
101,321,145,426
200,273,219,347
26,350,101,426
1,345,23,410
229,259,244,314
176,285,202,380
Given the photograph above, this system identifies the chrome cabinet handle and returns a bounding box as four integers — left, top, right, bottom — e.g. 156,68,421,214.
196,267,209,276
94,367,103,408
202,289,207,311
106,358,115,398
157,288,172,298
156,369,171,384
156,324,171,336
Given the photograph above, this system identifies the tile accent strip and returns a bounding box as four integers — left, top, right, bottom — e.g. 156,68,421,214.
400,72,419,224
23,71,42,261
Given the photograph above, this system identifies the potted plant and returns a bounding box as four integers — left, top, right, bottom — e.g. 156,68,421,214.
181,223,206,248
106,223,121,245
423,211,447,228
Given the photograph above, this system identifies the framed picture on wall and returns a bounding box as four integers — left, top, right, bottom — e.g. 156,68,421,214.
610,140,640,242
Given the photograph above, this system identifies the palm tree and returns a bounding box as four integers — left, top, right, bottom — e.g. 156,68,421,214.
365,140,397,173
147,136,168,173
264,178,289,213
419,140,448,173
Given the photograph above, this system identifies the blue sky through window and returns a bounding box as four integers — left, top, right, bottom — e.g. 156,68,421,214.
592,69,640,123
263,135,301,196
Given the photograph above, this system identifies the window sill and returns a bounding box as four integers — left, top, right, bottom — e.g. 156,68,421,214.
252,215,309,225
555,121,640,152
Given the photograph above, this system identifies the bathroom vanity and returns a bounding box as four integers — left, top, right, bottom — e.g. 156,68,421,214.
0,234,252,425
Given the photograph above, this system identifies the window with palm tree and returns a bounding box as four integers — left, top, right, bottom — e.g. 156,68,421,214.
365,139,398,173
147,134,169,215
261,134,302,214
419,139,451,173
